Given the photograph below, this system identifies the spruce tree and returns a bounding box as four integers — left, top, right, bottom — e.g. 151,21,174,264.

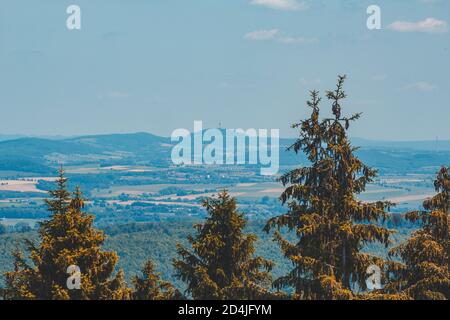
3,168,130,300
132,260,182,300
173,191,275,300
265,75,394,299
386,166,450,300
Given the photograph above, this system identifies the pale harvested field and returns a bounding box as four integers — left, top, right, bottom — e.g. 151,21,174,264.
65,167,101,174
0,177,56,193
259,188,283,194
259,186,429,205
380,178,424,184
100,166,152,173
100,165,133,171
363,188,402,194
236,183,257,187
384,194,434,204
67,166,153,174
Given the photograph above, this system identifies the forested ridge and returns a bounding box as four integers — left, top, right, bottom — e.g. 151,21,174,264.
1,77,448,300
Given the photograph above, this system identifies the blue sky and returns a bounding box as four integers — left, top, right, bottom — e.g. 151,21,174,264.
0,0,449,140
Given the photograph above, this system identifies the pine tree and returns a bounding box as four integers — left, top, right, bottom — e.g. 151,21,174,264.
265,75,394,299
3,168,130,300
386,166,450,300
45,166,71,216
173,191,276,300
132,260,182,300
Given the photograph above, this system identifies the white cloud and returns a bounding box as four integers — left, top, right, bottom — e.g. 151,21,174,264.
244,29,279,40
402,81,438,92
250,0,308,11
244,29,318,45
388,18,448,33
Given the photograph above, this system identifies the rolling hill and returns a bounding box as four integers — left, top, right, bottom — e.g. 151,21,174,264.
0,132,449,175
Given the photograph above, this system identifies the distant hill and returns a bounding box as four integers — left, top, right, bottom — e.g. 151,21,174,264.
0,134,68,142
280,137,450,152
352,138,450,152
0,132,448,175
278,139,450,174
0,135,24,142
0,137,100,157
67,132,169,152
0,133,172,174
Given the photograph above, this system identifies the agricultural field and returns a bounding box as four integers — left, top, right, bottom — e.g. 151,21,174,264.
0,168,436,229
0,177,56,193
0,132,444,228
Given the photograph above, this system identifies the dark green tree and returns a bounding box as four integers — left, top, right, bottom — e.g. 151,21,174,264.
265,75,394,299
174,191,275,300
3,168,130,300
386,166,450,300
132,260,182,300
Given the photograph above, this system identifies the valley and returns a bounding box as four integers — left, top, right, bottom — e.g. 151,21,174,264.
0,132,446,229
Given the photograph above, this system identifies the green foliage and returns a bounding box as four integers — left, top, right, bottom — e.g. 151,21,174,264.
3,168,130,300
132,260,182,300
265,76,394,299
0,218,415,299
174,191,278,299
386,167,450,300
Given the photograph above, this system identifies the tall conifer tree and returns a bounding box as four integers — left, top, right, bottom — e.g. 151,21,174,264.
265,76,394,299
173,191,275,300
132,260,182,300
3,168,130,300
386,166,450,300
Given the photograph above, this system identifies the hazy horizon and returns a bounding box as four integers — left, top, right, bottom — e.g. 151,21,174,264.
1,130,450,143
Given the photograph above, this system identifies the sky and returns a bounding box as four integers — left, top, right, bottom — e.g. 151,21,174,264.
0,0,449,140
